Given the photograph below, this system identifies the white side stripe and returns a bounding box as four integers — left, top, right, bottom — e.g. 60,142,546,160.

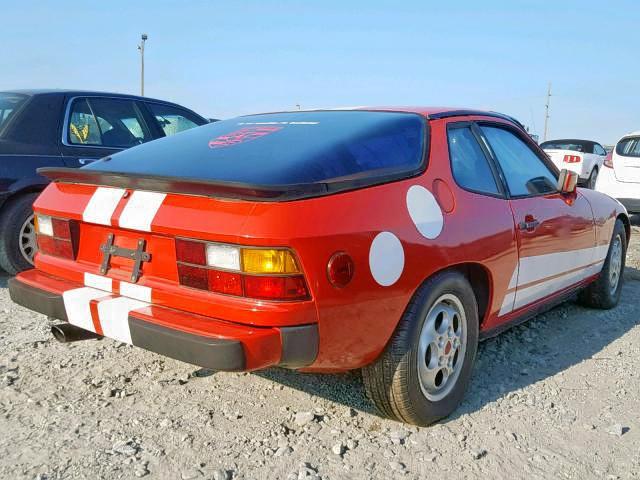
62,287,107,332
499,244,609,316
84,272,113,292
82,187,126,226
97,297,149,345
118,190,166,232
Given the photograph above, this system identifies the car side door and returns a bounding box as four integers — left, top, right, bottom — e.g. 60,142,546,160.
60,96,153,167
477,123,598,315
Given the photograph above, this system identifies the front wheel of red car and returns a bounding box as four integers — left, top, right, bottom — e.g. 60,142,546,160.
362,270,479,426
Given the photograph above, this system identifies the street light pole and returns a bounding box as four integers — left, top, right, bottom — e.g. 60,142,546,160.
543,82,552,142
138,34,148,96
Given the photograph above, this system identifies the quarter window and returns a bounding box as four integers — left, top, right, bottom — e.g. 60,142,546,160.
448,126,500,195
146,103,203,136
593,144,606,156
481,126,557,197
67,98,152,147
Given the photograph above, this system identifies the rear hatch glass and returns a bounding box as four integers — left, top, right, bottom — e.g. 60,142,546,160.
82,110,426,195
614,136,640,183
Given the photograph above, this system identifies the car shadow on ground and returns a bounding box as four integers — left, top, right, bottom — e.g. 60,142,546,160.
630,214,640,226
255,266,640,420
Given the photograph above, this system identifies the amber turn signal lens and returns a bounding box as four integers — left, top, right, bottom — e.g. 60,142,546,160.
241,249,300,274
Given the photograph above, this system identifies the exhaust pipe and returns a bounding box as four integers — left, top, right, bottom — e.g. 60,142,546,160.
51,324,101,343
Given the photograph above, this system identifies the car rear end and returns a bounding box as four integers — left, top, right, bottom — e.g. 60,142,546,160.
9,109,427,372
543,148,589,179
596,132,640,212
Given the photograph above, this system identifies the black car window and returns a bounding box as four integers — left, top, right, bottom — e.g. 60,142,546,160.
67,98,152,148
146,103,204,136
481,126,557,197
85,110,426,187
0,93,28,132
539,140,587,152
616,136,640,158
594,144,606,156
448,126,500,195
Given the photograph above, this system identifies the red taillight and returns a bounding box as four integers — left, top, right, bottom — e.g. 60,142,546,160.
175,239,310,301
604,151,614,168
177,263,209,290
563,154,581,163
175,238,206,265
35,214,77,260
327,251,355,288
208,269,243,296
244,275,308,300
37,236,74,259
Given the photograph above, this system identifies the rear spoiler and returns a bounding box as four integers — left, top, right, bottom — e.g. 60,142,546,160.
37,167,328,201
38,163,422,202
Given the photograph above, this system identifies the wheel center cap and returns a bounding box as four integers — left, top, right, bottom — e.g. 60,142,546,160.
444,341,452,355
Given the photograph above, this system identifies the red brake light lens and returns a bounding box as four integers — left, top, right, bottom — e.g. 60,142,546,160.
177,263,208,290
243,275,309,301
208,269,243,296
37,236,74,259
604,152,614,168
327,252,355,288
563,154,581,163
35,214,77,260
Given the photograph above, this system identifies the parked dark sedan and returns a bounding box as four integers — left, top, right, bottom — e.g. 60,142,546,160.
0,89,208,273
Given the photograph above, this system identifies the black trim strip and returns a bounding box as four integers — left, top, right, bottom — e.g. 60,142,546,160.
8,277,68,321
279,324,319,368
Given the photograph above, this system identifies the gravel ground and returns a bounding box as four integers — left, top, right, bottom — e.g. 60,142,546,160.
1,220,640,480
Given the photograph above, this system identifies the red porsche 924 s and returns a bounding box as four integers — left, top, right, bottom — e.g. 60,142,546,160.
9,107,628,425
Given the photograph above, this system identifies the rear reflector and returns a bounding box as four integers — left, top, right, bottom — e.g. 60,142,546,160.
327,252,355,288
243,275,308,300
175,238,206,265
177,263,208,290
563,154,581,163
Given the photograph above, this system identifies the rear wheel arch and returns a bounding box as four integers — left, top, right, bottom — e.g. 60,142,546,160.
617,213,631,244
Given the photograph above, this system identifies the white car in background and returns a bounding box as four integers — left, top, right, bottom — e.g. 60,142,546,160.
596,131,640,213
540,139,607,189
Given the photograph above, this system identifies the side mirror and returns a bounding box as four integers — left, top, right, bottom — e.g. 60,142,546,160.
558,169,578,194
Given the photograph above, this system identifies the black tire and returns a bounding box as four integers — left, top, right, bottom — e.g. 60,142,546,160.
0,193,39,275
578,219,626,309
587,168,598,190
362,270,479,426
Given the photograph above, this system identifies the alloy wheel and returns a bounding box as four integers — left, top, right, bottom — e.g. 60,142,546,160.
19,214,37,265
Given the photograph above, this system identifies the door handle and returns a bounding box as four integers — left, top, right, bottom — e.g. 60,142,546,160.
518,215,540,232
78,158,97,165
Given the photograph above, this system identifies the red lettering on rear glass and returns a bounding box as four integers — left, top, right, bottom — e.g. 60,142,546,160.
208,126,283,149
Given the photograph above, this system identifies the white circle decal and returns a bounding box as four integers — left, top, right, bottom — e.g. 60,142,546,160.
406,185,444,239
369,232,405,286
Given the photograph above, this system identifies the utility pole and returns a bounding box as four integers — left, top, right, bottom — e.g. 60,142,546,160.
138,33,148,96
543,82,551,141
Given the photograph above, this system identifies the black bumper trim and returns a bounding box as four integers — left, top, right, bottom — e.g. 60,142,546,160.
128,316,246,371
9,277,68,321
279,324,319,368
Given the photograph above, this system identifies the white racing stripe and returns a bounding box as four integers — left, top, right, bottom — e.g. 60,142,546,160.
62,287,108,332
118,190,166,232
119,281,152,302
97,297,149,345
84,272,113,292
83,187,126,226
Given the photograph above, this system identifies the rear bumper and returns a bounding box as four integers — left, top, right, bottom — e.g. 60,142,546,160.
595,167,640,212
9,270,318,371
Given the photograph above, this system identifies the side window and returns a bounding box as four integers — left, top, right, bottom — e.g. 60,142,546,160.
67,98,152,147
146,103,203,136
480,126,557,197
594,144,606,156
448,126,500,195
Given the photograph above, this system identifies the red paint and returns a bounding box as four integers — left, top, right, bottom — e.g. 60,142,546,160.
22,108,627,373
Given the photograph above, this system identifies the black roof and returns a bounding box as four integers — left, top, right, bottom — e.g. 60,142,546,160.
1,89,189,108
540,138,599,145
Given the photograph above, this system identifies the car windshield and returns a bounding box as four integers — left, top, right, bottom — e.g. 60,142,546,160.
540,140,587,152
0,93,29,133
86,110,426,187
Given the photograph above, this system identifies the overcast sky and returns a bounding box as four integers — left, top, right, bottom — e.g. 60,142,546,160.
2,1,637,144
